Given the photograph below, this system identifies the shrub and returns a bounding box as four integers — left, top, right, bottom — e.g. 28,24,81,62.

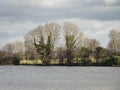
103,56,118,66
81,58,91,65
113,56,120,66
12,56,20,65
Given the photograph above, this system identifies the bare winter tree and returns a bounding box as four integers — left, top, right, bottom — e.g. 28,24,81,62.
108,29,120,53
63,22,83,65
24,25,44,60
3,41,25,59
45,22,60,47
13,41,25,59
2,42,15,56
88,39,100,50
25,22,60,65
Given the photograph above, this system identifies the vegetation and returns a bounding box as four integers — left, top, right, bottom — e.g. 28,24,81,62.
0,22,120,66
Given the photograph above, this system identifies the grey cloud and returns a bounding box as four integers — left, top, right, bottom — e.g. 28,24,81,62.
0,0,120,23
0,30,23,39
0,31,13,39
0,0,120,48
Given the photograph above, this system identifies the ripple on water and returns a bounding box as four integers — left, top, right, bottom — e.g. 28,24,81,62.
0,66,120,90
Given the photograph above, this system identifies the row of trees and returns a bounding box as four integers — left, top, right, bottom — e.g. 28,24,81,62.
24,22,101,65
0,41,24,65
0,22,120,66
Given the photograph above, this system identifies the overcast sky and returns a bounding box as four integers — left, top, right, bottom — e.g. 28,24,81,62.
0,0,120,48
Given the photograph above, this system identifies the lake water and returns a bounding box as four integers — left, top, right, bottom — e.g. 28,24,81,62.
0,66,120,90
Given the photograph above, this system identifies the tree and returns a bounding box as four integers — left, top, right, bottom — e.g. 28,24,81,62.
44,23,60,64
1,41,25,65
13,41,25,60
26,22,60,65
81,38,100,50
2,41,25,59
2,42,15,57
71,35,100,65
108,30,120,54
0,50,12,65
63,22,83,65
88,39,100,50
54,47,66,65
33,25,46,63
24,26,42,60
79,47,92,58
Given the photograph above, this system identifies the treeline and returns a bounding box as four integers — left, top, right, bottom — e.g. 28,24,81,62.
0,41,24,65
0,22,120,66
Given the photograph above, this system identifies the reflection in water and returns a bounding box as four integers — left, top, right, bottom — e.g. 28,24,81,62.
0,66,120,90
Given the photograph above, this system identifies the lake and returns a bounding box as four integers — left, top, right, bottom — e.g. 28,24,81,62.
0,66,120,90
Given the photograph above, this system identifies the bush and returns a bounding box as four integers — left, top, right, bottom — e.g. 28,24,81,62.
0,56,13,65
103,56,119,66
81,58,91,65
12,56,20,65
113,56,120,66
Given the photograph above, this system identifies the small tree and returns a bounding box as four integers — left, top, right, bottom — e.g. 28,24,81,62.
12,54,20,65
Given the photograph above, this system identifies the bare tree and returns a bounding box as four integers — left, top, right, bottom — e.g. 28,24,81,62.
63,22,83,65
13,41,25,59
24,26,44,60
45,22,60,47
2,42,15,57
54,46,66,65
25,22,60,65
108,29,120,53
3,41,25,59
88,39,100,50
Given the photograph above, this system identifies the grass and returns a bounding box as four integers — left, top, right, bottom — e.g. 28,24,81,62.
20,58,84,65
20,59,68,65
20,56,120,66
20,59,42,65
20,59,60,65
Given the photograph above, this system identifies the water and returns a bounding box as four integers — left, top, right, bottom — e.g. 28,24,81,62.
0,66,120,90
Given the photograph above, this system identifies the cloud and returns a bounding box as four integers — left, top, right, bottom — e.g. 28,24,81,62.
0,0,120,48
105,0,120,5
0,21,38,48
0,0,120,22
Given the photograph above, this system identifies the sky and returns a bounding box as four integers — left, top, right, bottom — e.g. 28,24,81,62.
0,0,120,48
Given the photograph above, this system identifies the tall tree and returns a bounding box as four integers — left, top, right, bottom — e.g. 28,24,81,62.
24,26,43,60
63,22,83,65
30,23,60,65
108,30,120,54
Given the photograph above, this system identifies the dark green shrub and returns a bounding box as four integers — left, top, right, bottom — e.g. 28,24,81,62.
12,56,20,65
104,56,116,66
81,58,91,65
113,56,120,66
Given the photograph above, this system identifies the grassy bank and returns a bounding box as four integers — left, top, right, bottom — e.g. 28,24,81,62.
20,60,42,65
20,56,120,66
